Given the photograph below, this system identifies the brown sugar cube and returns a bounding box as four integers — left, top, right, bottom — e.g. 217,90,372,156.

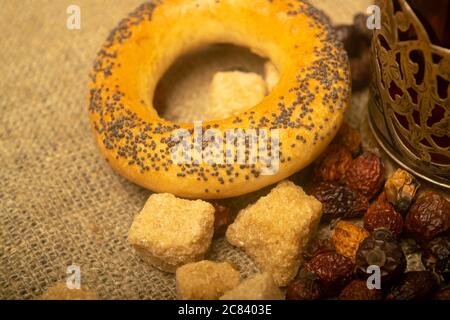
264,61,280,91
220,273,284,300
38,283,98,300
226,181,322,286
128,193,215,273
176,260,240,300
205,71,267,120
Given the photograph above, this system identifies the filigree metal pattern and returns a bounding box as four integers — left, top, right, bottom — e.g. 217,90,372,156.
369,0,450,188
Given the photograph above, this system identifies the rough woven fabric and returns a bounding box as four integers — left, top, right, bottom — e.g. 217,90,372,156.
0,0,370,299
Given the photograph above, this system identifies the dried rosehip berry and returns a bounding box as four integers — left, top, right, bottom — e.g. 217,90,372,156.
313,144,353,183
332,220,369,262
353,13,373,41
286,272,322,300
212,203,232,237
377,191,388,203
335,25,355,52
384,169,420,215
332,123,362,156
335,24,369,58
338,279,381,300
405,192,450,242
433,287,450,300
305,251,354,297
345,152,385,199
335,15,372,92
421,236,450,281
303,237,334,261
364,194,404,236
311,182,368,222
355,229,406,285
351,50,371,91
386,271,438,300
401,237,421,255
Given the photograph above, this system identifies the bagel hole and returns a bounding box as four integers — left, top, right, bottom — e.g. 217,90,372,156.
153,43,278,123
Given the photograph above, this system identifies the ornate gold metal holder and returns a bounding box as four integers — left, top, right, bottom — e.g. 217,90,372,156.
369,0,450,189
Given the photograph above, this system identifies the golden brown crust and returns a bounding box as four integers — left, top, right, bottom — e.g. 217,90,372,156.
88,0,350,199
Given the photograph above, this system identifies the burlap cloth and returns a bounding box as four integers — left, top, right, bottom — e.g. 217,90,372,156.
1,0,377,300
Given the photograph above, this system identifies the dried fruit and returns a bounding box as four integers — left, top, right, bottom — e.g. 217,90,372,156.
338,279,381,300
335,24,370,58
353,13,373,41
364,194,404,236
377,191,388,203
335,25,357,55
433,287,450,300
355,229,406,285
386,271,438,300
335,14,372,92
421,236,450,281
345,152,385,199
332,221,369,262
311,182,368,222
384,168,420,214
305,251,354,297
350,50,371,91
303,237,334,261
332,123,362,155
313,144,353,183
286,272,322,300
405,192,450,242
212,203,232,237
